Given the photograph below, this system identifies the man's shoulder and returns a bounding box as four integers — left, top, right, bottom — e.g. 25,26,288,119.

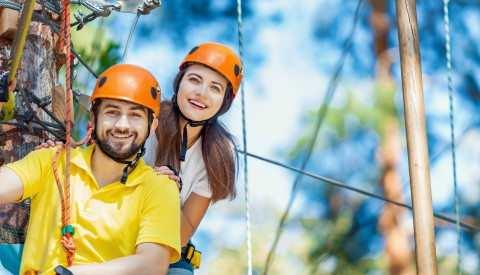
15,146,85,170
31,145,83,160
23,146,62,161
139,171,178,193
142,171,173,185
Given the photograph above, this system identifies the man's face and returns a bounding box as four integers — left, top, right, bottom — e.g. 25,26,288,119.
94,98,151,160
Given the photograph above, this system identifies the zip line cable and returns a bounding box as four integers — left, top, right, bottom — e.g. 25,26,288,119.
263,0,366,273
236,0,252,274
122,12,141,64
239,150,479,232
443,0,462,273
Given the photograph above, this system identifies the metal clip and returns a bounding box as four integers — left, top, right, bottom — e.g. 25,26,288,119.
74,9,86,30
137,0,160,14
99,0,160,14
71,70,77,84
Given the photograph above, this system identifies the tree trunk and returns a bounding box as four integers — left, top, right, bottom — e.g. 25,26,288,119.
0,0,61,247
377,121,415,275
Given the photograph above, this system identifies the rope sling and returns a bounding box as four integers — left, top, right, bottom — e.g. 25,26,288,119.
52,0,93,265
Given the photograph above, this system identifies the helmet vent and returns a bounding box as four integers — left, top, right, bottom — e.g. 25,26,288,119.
151,87,157,99
98,76,107,87
234,64,240,76
189,46,199,55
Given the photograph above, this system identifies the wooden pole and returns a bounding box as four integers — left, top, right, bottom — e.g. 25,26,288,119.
394,0,438,274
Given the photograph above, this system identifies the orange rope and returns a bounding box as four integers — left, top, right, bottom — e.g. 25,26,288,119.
54,0,81,266
52,125,93,266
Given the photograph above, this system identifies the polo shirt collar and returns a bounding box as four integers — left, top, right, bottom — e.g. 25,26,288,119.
71,144,152,187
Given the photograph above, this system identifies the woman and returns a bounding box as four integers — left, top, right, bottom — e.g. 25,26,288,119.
144,42,243,274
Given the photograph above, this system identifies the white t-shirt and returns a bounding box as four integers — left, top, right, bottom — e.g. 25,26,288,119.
144,135,212,206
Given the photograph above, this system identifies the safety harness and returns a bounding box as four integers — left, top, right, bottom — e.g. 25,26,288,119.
181,241,202,269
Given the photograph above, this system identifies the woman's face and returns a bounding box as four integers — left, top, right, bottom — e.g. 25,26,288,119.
177,64,228,122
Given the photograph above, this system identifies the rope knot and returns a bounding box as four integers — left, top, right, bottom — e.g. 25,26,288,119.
61,235,76,254
61,234,76,266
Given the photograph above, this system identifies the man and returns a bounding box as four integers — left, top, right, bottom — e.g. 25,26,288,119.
0,64,180,274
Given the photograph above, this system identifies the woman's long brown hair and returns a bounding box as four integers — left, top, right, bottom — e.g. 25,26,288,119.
154,71,238,203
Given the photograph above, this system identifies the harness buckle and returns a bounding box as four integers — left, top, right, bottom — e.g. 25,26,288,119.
181,242,201,269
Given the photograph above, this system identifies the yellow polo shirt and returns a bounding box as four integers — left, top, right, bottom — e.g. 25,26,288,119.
5,144,180,274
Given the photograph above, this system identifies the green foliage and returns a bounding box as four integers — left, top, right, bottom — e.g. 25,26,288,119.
70,15,121,76
287,80,398,162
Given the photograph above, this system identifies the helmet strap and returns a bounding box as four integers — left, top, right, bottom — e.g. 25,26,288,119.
172,93,217,161
92,120,148,184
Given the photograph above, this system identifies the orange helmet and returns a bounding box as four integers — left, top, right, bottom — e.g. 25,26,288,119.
180,42,243,98
91,64,161,116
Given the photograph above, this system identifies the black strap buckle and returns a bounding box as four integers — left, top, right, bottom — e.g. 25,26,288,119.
181,242,195,263
54,265,73,275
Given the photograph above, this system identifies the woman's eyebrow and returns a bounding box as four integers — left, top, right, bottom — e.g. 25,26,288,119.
212,81,224,90
187,72,203,79
187,72,224,90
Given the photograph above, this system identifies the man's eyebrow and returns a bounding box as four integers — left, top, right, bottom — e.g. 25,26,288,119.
103,103,121,109
103,103,147,113
129,105,148,113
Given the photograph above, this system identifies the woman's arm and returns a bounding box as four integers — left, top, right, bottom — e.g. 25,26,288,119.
180,193,211,246
153,166,211,246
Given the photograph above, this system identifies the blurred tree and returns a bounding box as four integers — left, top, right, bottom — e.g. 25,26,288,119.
279,0,480,273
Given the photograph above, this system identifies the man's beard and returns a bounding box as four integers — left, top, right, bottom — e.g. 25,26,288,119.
98,129,144,160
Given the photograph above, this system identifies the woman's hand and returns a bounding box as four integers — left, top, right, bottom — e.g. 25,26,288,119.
153,166,182,190
34,139,64,150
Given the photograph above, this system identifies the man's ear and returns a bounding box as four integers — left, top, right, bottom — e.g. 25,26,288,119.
90,112,95,129
149,117,158,136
